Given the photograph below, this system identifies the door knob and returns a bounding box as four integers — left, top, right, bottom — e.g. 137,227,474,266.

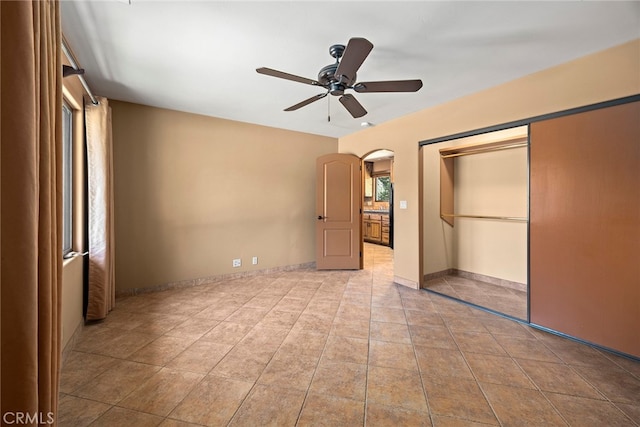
317,215,326,220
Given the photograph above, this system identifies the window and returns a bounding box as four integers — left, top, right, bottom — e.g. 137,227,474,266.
62,102,73,255
375,176,391,202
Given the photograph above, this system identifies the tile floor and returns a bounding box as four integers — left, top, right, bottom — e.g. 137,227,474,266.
424,275,528,320
59,244,640,426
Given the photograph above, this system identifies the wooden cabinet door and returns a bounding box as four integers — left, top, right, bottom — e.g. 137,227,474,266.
369,221,382,240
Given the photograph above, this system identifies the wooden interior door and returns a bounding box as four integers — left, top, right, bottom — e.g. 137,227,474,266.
316,153,362,270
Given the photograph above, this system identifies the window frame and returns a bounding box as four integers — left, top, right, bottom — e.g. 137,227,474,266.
62,101,73,256
374,175,391,202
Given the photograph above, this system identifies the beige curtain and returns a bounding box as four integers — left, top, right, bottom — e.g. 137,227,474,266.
1,0,63,424
85,97,115,321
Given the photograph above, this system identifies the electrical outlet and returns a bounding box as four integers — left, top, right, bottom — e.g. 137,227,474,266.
252,256,258,265
232,258,241,267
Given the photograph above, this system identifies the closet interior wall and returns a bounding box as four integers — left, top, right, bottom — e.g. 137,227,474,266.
450,140,528,286
424,126,529,320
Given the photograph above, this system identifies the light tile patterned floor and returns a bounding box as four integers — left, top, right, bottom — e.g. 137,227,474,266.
59,244,640,426
424,275,528,320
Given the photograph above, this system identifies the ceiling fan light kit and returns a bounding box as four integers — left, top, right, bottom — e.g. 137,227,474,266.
256,37,423,119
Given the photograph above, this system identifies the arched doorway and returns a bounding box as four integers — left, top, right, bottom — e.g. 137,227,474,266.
362,150,394,273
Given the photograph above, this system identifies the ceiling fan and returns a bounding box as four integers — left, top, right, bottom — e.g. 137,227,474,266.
256,37,423,119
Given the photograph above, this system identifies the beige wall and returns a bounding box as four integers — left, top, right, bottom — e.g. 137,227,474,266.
61,256,83,350
61,61,87,354
340,125,423,287
339,39,640,287
111,101,337,291
452,135,528,283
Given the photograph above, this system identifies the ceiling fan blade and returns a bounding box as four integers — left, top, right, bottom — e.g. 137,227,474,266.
256,67,320,86
339,94,367,118
335,38,373,84
284,93,328,111
354,79,423,93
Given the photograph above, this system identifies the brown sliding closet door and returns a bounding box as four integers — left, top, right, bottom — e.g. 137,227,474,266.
530,101,639,358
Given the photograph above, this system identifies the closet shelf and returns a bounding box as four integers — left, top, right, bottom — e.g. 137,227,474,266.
439,136,528,158
439,135,528,227
440,213,527,222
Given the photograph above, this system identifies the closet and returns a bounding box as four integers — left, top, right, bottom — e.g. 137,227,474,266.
421,96,639,359
425,127,529,320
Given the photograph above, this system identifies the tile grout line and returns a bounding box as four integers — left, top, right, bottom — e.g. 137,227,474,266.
292,275,348,426
444,311,506,427
529,337,640,427
400,289,435,427
362,248,376,427
126,285,256,425
227,279,322,427
163,285,260,426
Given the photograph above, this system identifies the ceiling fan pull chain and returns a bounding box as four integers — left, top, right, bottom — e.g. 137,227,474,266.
327,95,331,122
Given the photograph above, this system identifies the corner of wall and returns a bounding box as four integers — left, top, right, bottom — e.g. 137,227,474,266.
61,254,84,356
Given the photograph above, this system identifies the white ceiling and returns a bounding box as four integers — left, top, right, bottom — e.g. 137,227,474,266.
60,1,640,138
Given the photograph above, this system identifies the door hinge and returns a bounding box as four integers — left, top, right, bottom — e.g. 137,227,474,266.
360,251,362,258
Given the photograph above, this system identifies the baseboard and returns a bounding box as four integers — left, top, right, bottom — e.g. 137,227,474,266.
393,275,419,289
423,269,454,282
115,262,316,298
423,268,526,292
453,269,526,292
60,320,83,368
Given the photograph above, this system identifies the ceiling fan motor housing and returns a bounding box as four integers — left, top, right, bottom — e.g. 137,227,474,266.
329,82,345,96
318,64,356,96
318,43,359,96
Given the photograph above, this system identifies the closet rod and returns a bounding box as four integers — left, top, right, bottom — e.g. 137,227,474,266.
441,213,528,222
62,38,99,105
440,142,527,159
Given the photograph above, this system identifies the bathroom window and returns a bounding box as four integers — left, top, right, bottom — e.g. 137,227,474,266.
375,176,391,202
